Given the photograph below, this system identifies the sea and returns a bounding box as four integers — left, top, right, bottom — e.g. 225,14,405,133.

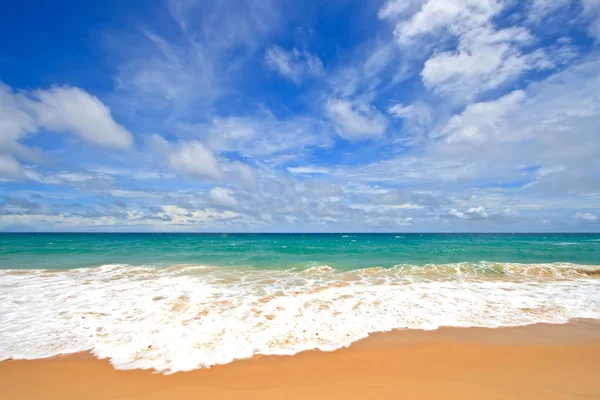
1,232,599,373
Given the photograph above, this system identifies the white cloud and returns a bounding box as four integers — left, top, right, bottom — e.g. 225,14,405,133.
386,0,565,100
265,46,323,83
156,205,241,226
149,134,259,188
388,101,434,137
287,166,330,174
449,206,489,220
420,26,537,99
209,187,237,207
575,212,598,223
149,134,224,180
26,86,133,149
363,43,395,78
583,0,600,40
0,82,133,153
436,89,526,143
326,99,388,140
116,0,285,110
0,83,37,154
176,114,332,163
167,0,281,49
0,155,29,180
117,30,221,105
528,0,571,22
393,0,502,45
227,161,258,190
378,0,421,20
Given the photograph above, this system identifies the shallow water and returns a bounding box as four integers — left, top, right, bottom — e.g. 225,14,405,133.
0,233,599,373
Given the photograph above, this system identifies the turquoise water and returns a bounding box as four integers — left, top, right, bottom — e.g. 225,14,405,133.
1,233,599,270
1,233,599,372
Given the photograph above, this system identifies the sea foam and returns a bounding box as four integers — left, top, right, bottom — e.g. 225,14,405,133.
1,262,599,373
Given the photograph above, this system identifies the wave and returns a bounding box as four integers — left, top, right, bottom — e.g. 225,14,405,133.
1,262,599,373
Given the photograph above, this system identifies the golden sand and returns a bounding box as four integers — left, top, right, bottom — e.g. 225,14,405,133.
1,322,599,400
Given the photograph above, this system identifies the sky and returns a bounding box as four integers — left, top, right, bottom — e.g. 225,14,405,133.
1,0,600,232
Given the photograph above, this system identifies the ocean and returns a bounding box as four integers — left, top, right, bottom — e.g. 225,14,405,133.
1,233,599,373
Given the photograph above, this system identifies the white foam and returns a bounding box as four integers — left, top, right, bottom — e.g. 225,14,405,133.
0,262,599,373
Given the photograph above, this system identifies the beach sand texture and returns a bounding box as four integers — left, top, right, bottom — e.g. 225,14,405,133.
1,322,599,400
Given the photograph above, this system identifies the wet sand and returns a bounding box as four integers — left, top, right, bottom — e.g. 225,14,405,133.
1,322,599,400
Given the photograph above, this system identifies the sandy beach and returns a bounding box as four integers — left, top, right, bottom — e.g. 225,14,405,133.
1,321,599,400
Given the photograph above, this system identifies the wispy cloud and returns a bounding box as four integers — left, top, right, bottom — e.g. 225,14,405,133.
265,46,323,83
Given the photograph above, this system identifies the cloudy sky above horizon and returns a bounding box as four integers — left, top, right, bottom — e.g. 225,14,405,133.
1,0,600,232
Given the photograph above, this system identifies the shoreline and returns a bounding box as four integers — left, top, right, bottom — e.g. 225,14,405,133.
2,321,600,399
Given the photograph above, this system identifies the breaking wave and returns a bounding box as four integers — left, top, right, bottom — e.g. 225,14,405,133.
1,262,599,373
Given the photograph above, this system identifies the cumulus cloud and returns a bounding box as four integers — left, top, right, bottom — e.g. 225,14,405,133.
0,82,133,151
0,82,133,182
265,46,324,83
149,134,258,188
393,0,502,45
575,212,598,223
449,206,489,220
3,0,600,232
384,0,568,101
26,86,133,149
326,99,388,140
420,26,540,100
149,134,224,181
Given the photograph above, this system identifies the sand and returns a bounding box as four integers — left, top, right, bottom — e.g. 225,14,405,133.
1,321,600,400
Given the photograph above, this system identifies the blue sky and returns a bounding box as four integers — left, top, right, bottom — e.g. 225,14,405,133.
1,0,600,232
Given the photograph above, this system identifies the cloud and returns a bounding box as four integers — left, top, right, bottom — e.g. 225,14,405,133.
0,155,30,180
388,101,434,137
116,30,221,106
0,197,55,216
436,89,526,143
287,166,330,174
167,0,282,48
157,205,240,224
43,171,115,190
574,212,598,223
384,0,570,101
0,83,37,155
3,0,600,232
149,135,224,181
420,26,539,100
149,134,258,188
378,0,421,20
115,0,286,111
176,114,332,164
583,0,600,40
0,82,133,178
265,46,323,83
449,206,489,220
228,161,258,190
528,0,572,22
25,86,133,149
209,187,237,207
326,99,388,140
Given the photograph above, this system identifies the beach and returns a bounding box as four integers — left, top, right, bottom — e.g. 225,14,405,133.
2,322,600,400
1,234,599,399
